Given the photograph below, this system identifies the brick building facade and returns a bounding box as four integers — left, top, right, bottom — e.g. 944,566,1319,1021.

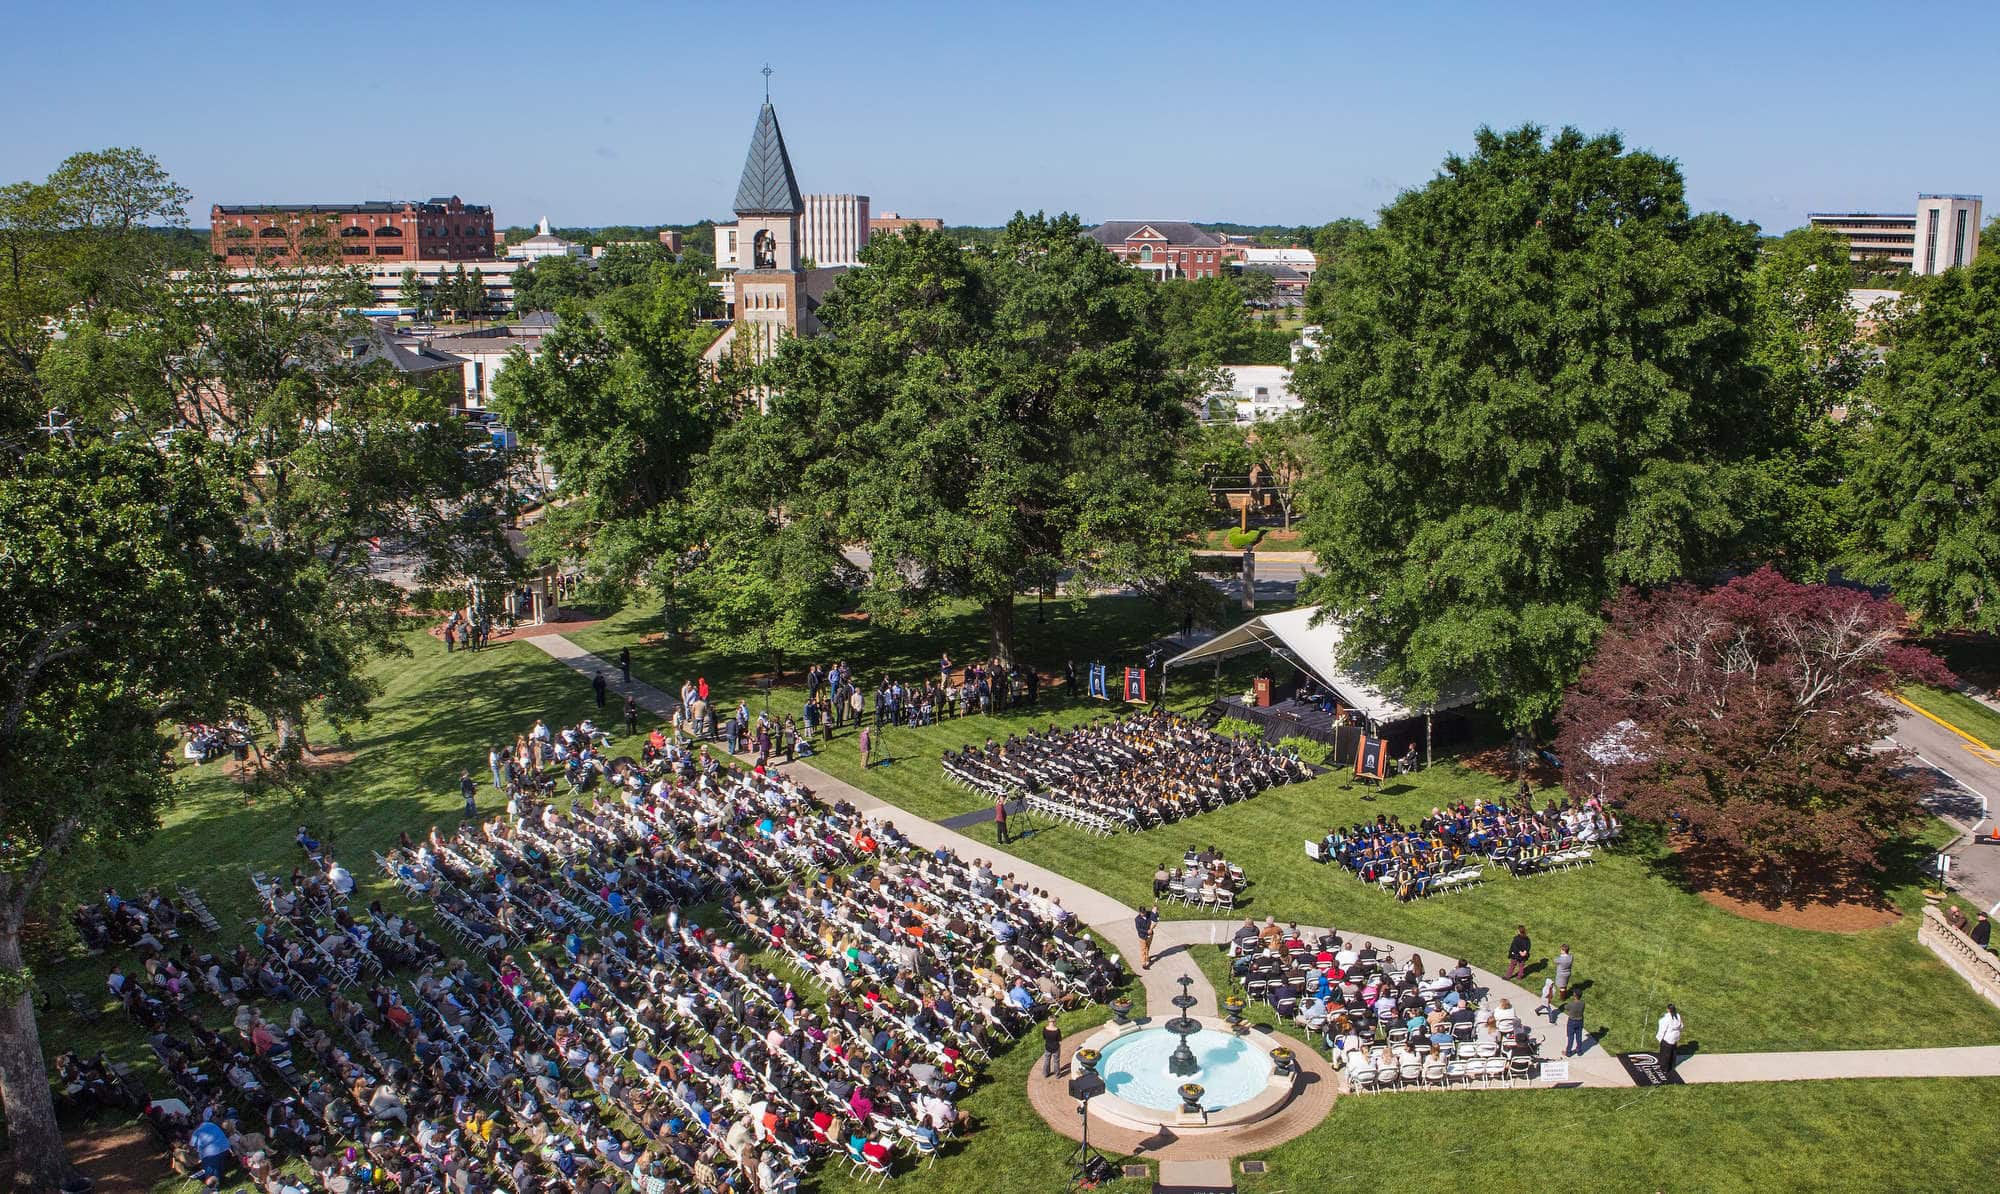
211,197,496,265
1087,220,1237,279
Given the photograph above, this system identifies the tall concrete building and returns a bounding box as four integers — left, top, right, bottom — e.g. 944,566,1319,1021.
801,193,870,267
1807,193,1982,275
1913,194,1982,276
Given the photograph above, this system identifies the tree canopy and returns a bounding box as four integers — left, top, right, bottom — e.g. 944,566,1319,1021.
1841,250,2000,632
1294,125,1766,731
712,214,1206,663
1555,568,1949,886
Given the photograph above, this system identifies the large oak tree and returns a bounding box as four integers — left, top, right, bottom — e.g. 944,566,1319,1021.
714,215,1205,664
1294,125,1767,730
1842,249,2000,631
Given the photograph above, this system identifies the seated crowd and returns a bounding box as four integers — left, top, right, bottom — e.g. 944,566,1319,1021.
1320,794,1620,901
82,706,1118,1193
1225,919,1545,1087
1151,846,1248,910
944,712,1309,834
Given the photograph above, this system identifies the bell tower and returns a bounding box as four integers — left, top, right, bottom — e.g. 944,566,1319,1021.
729,94,807,364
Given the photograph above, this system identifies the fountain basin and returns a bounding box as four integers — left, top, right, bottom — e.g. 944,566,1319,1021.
1071,1016,1300,1133
1098,1027,1272,1111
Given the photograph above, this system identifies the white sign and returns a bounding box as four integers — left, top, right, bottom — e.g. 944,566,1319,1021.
1539,1060,1570,1083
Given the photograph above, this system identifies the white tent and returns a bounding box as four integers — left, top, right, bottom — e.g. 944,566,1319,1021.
1163,605,1479,727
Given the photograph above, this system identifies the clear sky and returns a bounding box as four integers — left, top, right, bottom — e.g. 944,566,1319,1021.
1,0,1989,233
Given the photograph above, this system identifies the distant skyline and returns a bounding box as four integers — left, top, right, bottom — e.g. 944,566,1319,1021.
2,1,1989,235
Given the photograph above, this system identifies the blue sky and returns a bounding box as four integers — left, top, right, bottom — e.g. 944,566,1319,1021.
1,1,1988,232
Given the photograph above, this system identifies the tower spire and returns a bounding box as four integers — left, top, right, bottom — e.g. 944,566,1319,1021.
733,96,803,217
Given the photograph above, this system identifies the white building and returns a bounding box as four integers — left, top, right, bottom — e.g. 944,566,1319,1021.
214,259,527,313
1238,246,1318,273
508,217,588,261
419,320,555,412
1207,364,1300,424
1912,194,1982,276
716,191,871,272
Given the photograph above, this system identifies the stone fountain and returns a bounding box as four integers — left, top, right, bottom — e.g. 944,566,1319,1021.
1163,974,1203,1079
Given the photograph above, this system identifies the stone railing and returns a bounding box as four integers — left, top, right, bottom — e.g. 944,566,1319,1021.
1919,905,2000,1009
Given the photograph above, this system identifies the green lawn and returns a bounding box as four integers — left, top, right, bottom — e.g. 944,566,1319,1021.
38,602,2000,1194
1901,684,2000,750
939,761,2000,1055
1237,1077,2000,1193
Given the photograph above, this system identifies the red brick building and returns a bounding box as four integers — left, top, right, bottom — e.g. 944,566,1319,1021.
211,197,496,265
1087,220,1237,279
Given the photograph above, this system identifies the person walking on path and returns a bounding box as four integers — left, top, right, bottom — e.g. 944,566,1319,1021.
1562,988,1587,1056
624,694,639,737
459,770,478,818
1134,906,1158,971
1553,944,1573,992
1506,925,1531,980
1041,1015,1064,1078
618,646,632,685
1656,1004,1684,1071
859,727,872,770
994,797,1010,844
1538,975,1558,1023
592,671,607,709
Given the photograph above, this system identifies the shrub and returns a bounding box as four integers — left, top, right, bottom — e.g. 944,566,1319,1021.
1225,527,1266,550
1278,735,1332,765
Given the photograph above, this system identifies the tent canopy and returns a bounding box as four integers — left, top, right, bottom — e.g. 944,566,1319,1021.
1164,605,1479,727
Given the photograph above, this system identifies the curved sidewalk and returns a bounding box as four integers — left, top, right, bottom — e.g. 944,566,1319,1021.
527,632,2000,1093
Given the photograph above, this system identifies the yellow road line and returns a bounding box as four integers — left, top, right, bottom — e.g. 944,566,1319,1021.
1892,692,2000,763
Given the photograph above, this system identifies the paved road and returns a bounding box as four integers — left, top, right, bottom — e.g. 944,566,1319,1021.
1890,702,2000,914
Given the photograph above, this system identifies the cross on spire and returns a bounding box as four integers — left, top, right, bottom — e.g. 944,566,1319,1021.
761,64,773,99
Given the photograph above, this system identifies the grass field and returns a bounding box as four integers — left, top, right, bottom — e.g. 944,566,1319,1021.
1901,684,2000,750
35,599,2000,1193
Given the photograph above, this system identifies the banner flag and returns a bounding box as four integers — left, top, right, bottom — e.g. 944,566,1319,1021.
1355,736,1388,779
1088,663,1108,699
1124,667,1147,703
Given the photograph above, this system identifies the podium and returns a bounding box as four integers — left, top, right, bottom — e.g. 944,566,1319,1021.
1254,677,1272,707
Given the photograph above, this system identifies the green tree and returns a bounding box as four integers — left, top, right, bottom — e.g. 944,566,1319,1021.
512,253,592,313
1232,267,1277,308
1737,226,1869,575
397,266,426,317
466,266,487,316
1841,250,2000,631
720,215,1206,663
491,271,722,613
1156,276,1256,368
1294,125,1764,732
0,441,349,1190
0,148,190,437
595,241,671,290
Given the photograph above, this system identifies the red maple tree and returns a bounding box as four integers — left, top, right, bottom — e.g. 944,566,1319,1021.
1555,567,1952,889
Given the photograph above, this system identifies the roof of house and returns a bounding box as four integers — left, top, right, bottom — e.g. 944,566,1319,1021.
734,102,804,217
1087,220,1222,248
1240,261,1309,283
348,325,464,374
216,198,488,216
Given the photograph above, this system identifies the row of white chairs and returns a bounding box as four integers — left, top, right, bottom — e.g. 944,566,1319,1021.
1345,1049,1536,1092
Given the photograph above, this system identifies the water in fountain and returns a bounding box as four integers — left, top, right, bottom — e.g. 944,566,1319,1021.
1096,1027,1273,1112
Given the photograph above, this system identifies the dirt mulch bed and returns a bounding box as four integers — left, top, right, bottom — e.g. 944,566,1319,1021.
222,746,356,782
63,1121,175,1194
1457,744,1562,789
1673,838,1901,933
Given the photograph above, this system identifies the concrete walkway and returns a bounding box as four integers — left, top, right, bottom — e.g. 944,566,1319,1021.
526,631,2000,1094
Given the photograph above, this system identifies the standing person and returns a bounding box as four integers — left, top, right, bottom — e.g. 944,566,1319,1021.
994,797,1010,844
1041,1015,1063,1078
1506,925,1531,980
1538,974,1558,1023
624,694,640,737
1553,944,1574,993
618,646,632,686
1656,1004,1684,1071
488,744,505,790
1134,906,1157,971
697,676,710,704
1973,913,1993,951
459,770,478,818
443,622,456,654
1563,987,1587,1057
858,726,872,770
849,685,864,732
1065,659,1077,696
592,671,607,709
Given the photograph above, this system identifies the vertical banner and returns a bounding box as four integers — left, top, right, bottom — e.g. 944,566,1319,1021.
1356,736,1388,779
1124,667,1147,703
1088,663,1108,699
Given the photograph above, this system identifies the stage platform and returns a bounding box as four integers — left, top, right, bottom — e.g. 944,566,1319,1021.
1212,696,1362,760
